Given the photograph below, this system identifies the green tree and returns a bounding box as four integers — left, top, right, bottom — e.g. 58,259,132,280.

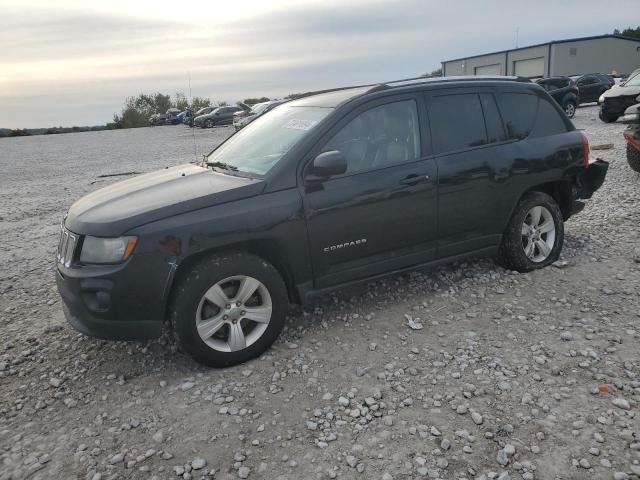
243,96,270,105
173,92,189,111
614,26,640,39
153,93,172,113
9,129,31,136
191,96,211,110
118,107,149,129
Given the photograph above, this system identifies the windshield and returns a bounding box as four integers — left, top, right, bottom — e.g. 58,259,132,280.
251,102,270,114
626,73,640,87
207,106,332,175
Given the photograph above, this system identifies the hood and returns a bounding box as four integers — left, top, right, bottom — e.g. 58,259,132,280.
602,84,640,99
66,164,263,236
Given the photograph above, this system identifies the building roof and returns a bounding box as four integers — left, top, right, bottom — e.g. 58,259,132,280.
442,34,640,64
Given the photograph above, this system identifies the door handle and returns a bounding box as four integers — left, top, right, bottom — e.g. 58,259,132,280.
400,174,430,186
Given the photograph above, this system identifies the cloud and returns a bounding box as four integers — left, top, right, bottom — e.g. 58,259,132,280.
1,0,637,127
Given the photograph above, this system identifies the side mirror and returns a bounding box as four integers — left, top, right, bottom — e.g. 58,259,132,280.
310,150,347,178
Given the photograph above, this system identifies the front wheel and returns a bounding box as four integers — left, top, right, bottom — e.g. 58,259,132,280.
170,252,289,367
628,143,640,173
497,192,564,272
205,119,215,128
563,101,576,118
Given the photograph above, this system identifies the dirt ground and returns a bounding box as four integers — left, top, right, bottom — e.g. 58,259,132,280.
0,106,639,480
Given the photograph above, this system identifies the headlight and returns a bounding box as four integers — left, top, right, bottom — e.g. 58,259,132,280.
80,236,137,264
598,94,605,104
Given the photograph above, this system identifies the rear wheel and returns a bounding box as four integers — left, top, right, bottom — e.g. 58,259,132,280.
563,101,576,118
497,192,564,272
628,143,640,173
599,111,618,123
170,252,288,367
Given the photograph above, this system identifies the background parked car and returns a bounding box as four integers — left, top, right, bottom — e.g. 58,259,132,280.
148,112,168,126
233,100,286,131
599,69,640,123
535,77,579,118
194,105,249,128
165,108,182,125
575,74,614,103
194,106,216,116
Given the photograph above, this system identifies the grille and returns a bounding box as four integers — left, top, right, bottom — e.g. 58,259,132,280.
57,225,79,268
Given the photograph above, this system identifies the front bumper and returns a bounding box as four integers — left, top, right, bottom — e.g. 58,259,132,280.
577,159,609,199
58,275,161,340
55,253,171,341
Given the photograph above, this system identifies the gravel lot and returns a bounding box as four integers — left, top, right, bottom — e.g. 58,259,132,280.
1,106,639,480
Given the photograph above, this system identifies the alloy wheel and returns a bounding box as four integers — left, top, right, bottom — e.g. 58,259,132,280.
521,206,556,262
195,275,272,352
565,103,575,117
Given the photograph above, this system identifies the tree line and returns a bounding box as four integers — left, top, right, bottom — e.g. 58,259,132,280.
110,92,218,129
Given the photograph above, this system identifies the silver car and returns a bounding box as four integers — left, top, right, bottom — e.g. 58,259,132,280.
233,100,286,131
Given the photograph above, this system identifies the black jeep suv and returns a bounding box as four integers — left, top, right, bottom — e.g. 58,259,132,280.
56,76,608,367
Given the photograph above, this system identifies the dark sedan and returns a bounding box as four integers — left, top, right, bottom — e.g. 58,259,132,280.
193,106,245,128
575,74,614,104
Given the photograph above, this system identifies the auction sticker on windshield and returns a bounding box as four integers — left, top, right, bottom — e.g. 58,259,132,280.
283,119,318,130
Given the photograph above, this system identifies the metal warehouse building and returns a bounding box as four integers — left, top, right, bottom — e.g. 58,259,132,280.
442,34,640,78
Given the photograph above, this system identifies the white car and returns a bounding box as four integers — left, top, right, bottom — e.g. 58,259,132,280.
233,100,286,131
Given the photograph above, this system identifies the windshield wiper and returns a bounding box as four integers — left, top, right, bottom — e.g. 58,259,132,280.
207,161,238,171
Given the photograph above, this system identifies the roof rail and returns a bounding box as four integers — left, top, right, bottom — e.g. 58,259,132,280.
287,75,531,103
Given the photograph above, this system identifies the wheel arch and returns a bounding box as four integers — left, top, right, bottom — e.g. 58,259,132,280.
507,180,573,228
167,240,300,318
562,92,577,106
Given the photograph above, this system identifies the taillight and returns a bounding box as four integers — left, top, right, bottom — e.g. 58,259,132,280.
580,132,590,167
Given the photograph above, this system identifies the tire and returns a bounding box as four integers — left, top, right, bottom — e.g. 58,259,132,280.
497,191,564,273
599,111,618,123
205,119,215,128
563,101,576,118
628,143,640,173
169,252,288,367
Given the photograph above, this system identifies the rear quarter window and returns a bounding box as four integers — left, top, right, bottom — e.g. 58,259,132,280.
499,93,568,140
530,97,569,137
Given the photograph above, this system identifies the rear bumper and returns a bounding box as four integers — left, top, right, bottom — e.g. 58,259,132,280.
576,159,609,199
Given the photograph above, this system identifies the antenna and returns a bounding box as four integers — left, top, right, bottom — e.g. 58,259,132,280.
515,27,519,48
187,71,198,163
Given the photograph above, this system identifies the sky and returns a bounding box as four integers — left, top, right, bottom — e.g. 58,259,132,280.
1,0,637,128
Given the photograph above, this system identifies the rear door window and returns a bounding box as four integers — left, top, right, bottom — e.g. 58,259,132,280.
428,94,487,154
499,93,538,140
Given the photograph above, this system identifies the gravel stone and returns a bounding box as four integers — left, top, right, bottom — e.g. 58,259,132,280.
1,110,638,479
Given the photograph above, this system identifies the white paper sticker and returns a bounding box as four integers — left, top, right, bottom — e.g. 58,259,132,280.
283,119,318,131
